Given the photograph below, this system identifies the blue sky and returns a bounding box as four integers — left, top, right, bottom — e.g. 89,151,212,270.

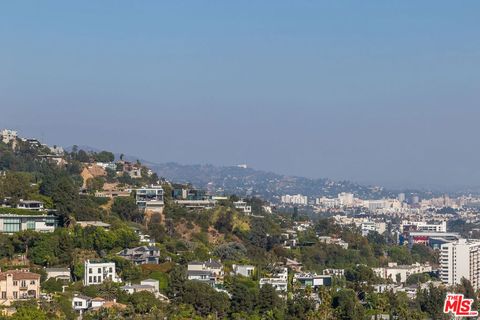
1,1,479,189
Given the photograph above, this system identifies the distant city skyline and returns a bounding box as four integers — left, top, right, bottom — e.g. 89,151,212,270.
1,1,479,189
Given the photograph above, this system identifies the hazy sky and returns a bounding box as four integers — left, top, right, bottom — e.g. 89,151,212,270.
1,1,479,189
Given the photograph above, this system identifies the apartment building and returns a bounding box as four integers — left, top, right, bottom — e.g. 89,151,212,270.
401,220,447,233
373,262,432,283
361,221,386,236
440,239,480,290
281,194,308,205
0,270,40,305
84,260,121,286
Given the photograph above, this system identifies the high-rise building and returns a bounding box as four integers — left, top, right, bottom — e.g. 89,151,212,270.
440,239,480,290
398,193,406,203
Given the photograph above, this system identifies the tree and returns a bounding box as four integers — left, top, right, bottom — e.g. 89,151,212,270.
86,177,105,194
0,171,34,205
111,197,143,223
332,289,365,320
9,306,48,320
416,283,448,319
181,281,230,317
41,278,64,293
95,151,115,163
129,291,161,314
257,284,281,315
167,266,187,299
230,278,258,315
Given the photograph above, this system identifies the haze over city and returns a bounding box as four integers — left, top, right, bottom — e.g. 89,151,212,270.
1,1,479,189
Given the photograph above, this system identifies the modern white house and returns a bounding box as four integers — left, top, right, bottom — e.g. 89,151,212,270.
72,294,91,312
45,267,71,281
233,200,252,215
259,267,288,292
232,264,255,277
0,212,59,233
293,273,332,289
16,200,45,211
83,260,121,286
136,185,164,212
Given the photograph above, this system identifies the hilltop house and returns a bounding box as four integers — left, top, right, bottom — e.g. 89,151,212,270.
83,260,121,286
117,246,160,265
45,267,71,281
259,267,288,292
0,210,59,233
187,259,224,287
0,270,40,305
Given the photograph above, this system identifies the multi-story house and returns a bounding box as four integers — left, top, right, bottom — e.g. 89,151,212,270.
232,265,255,277
259,267,288,292
0,270,40,305
83,260,121,286
233,200,252,215
187,259,223,287
117,246,160,265
293,273,332,289
135,185,164,212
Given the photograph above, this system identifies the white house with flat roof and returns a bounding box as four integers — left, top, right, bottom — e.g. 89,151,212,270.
136,185,164,212
84,260,121,286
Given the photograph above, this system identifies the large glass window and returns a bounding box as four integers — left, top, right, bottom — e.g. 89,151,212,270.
3,218,20,232
26,220,36,230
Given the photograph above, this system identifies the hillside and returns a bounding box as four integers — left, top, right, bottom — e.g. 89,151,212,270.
151,162,393,201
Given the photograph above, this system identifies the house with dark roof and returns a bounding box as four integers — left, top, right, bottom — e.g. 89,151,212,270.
187,259,223,287
117,246,160,265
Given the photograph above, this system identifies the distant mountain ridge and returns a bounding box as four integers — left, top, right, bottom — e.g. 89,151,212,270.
150,162,394,201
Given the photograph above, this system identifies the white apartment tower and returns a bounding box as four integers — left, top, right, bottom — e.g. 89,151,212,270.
440,240,480,290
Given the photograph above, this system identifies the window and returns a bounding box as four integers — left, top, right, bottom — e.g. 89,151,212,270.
13,292,18,299
89,276,92,283
3,218,20,232
109,267,112,273
13,281,18,286
89,268,92,274
30,280,35,285
98,268,101,273
26,220,35,230
1,292,6,299
21,281,26,287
